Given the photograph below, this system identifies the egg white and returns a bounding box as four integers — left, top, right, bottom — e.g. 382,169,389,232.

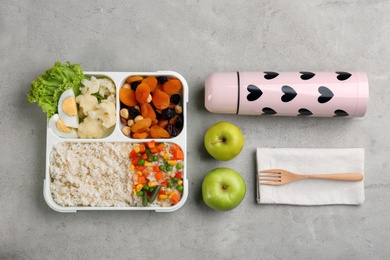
49,114,78,138
58,89,79,128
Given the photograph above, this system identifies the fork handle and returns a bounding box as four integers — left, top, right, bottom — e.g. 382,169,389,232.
303,173,363,181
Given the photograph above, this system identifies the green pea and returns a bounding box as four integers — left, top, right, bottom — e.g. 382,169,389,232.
163,159,168,164
143,185,150,191
159,165,165,171
149,188,154,193
137,153,142,157
166,165,173,171
176,185,184,192
153,155,158,162
167,182,174,188
176,163,183,170
172,177,178,183
138,159,145,166
137,191,144,196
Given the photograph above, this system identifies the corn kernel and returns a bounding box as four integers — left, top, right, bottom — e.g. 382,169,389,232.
136,184,143,192
169,192,175,199
144,161,152,167
163,152,169,159
136,171,142,176
133,189,136,195
130,164,135,170
148,181,158,187
177,180,183,185
133,146,140,153
159,194,168,200
168,160,177,166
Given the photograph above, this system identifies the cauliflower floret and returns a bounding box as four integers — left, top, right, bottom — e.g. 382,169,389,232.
81,76,100,94
77,117,106,138
88,100,116,128
75,94,98,117
98,78,116,97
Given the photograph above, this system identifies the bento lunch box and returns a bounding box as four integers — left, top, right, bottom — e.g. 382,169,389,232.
43,71,188,213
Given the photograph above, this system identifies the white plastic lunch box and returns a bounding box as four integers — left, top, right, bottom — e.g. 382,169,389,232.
44,71,188,213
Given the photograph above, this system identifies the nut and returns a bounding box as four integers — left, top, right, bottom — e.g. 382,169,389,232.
127,119,134,126
122,83,131,89
174,105,183,114
134,115,144,122
121,126,131,136
120,108,129,119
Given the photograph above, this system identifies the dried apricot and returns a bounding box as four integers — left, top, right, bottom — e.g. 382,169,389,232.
152,89,170,110
131,118,152,133
150,125,170,138
133,132,149,139
135,83,150,104
158,119,168,129
126,76,144,84
141,103,156,121
142,76,158,92
162,79,182,95
119,88,137,107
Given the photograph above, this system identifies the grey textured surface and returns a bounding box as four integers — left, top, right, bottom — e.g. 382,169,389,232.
1,0,390,259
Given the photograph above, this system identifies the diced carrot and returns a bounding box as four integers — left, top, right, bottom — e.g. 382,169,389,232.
135,165,145,171
139,144,146,153
161,181,168,187
141,153,148,160
149,147,158,154
171,193,180,205
175,172,182,179
157,143,166,152
174,150,184,160
146,140,156,149
153,165,160,172
138,176,147,185
158,190,166,195
155,172,164,181
170,144,179,152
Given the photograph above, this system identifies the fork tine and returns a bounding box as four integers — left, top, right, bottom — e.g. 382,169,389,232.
260,169,282,173
259,181,282,186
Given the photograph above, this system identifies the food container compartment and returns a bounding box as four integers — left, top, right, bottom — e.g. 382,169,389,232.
48,73,117,140
44,71,188,212
118,74,185,139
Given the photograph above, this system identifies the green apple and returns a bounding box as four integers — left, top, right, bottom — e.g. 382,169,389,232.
204,121,244,161
202,167,246,211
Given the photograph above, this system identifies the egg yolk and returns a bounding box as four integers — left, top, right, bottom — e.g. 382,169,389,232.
62,96,78,116
56,119,72,133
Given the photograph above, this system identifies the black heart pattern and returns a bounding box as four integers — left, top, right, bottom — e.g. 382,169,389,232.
264,71,279,80
336,71,352,81
300,71,315,80
281,85,297,102
298,108,313,116
247,84,263,101
318,86,334,103
333,109,349,117
261,107,277,115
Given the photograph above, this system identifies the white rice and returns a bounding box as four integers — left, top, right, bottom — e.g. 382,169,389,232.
49,142,134,207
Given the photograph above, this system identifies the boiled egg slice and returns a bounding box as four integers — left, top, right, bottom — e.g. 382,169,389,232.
49,114,78,138
58,89,79,128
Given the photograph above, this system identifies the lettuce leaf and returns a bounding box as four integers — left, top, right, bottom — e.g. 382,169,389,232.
27,61,87,119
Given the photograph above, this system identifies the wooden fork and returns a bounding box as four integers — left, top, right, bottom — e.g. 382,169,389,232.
259,169,364,186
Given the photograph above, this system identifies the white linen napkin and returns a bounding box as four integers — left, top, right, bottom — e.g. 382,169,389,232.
256,148,365,205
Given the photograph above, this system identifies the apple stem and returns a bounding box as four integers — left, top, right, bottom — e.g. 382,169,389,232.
222,184,229,190
210,137,226,145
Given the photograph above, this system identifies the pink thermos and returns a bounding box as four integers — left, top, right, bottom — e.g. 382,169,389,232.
205,71,368,117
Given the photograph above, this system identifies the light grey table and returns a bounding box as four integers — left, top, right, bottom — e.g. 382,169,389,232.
1,1,389,259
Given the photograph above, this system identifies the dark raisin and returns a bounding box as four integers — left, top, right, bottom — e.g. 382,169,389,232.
170,94,181,105
129,107,140,119
131,81,140,91
157,76,168,84
167,124,180,137
176,115,183,129
161,108,176,120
